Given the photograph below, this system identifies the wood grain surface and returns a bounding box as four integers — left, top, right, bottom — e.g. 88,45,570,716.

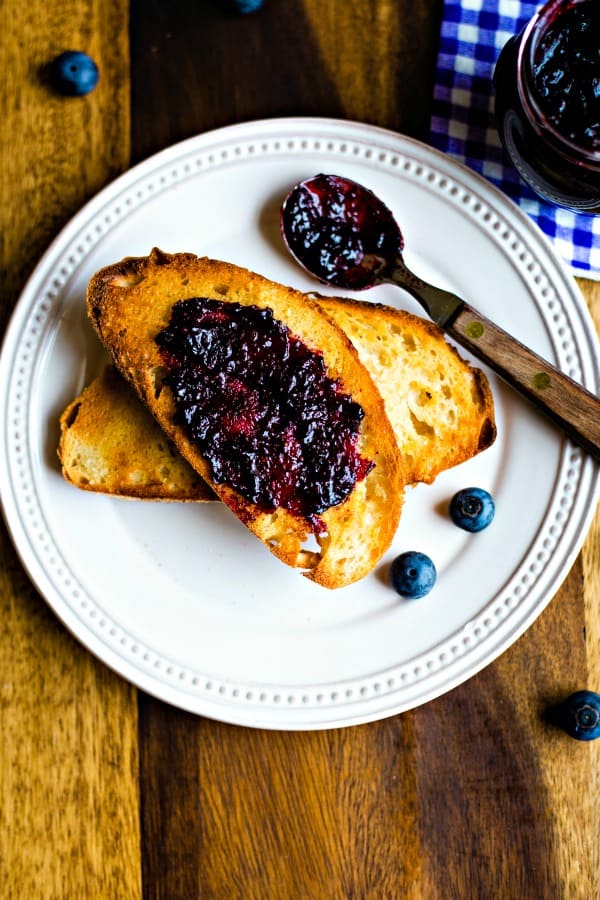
0,1,598,898
0,2,141,899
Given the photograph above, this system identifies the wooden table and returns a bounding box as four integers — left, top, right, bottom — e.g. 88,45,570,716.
1,1,599,896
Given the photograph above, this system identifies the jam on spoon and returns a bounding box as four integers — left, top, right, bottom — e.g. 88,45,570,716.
282,173,404,289
281,173,600,460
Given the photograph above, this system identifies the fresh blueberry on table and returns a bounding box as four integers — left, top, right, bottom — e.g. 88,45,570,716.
390,551,436,599
548,690,600,741
449,487,495,532
50,51,99,96
226,0,265,12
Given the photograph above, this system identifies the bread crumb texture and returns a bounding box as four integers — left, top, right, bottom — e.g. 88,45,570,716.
84,250,409,588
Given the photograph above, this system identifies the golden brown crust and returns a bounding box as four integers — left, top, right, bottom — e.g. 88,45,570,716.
86,250,406,588
63,282,495,502
58,366,215,501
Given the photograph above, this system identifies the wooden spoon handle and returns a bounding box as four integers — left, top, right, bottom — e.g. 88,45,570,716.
446,303,600,460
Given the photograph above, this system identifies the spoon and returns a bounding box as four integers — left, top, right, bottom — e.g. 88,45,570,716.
280,173,600,460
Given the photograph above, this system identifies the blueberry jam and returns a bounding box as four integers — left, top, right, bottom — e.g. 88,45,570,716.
281,174,404,290
532,2,600,150
156,298,373,528
494,0,600,212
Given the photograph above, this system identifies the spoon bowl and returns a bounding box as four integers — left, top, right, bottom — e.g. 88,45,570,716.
281,173,600,460
281,174,402,290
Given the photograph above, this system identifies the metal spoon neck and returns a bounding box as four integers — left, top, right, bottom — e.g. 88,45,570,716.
385,255,464,328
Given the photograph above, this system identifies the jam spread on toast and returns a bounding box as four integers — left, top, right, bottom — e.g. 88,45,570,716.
156,298,373,527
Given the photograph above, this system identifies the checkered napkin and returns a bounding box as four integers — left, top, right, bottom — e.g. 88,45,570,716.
429,0,600,280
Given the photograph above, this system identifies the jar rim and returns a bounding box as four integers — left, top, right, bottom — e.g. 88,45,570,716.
516,0,600,166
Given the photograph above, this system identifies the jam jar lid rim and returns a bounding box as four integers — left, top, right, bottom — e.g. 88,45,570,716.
516,0,600,166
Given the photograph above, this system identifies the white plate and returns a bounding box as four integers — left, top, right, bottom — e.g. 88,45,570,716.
1,117,599,730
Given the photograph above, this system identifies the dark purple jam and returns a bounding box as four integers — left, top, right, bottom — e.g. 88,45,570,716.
494,0,600,213
281,174,404,290
156,298,373,528
532,3,600,149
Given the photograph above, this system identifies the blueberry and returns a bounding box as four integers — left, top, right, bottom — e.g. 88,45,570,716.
50,51,99,97
450,487,495,532
548,690,600,741
390,551,436,599
226,0,265,12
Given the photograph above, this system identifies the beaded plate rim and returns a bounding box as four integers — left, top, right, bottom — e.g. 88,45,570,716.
1,117,599,729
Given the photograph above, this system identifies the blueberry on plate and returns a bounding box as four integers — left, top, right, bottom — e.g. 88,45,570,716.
547,690,600,741
450,487,495,532
390,551,436,599
50,51,99,96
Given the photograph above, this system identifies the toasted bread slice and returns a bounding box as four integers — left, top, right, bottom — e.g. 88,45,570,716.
61,293,495,501
86,249,405,588
316,296,496,484
58,365,214,501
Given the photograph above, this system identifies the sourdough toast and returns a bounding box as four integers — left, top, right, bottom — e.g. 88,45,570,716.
62,292,495,500
58,365,214,501
317,296,496,484
86,249,406,588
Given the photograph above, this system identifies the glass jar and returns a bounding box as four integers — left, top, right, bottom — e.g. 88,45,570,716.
494,0,600,214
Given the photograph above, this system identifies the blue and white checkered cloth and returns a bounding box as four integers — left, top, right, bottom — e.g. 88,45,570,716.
429,0,600,281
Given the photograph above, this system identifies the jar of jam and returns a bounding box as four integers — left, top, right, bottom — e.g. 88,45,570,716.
494,0,600,214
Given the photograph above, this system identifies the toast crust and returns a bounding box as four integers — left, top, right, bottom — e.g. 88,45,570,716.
58,366,215,501
86,249,406,588
62,292,496,501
